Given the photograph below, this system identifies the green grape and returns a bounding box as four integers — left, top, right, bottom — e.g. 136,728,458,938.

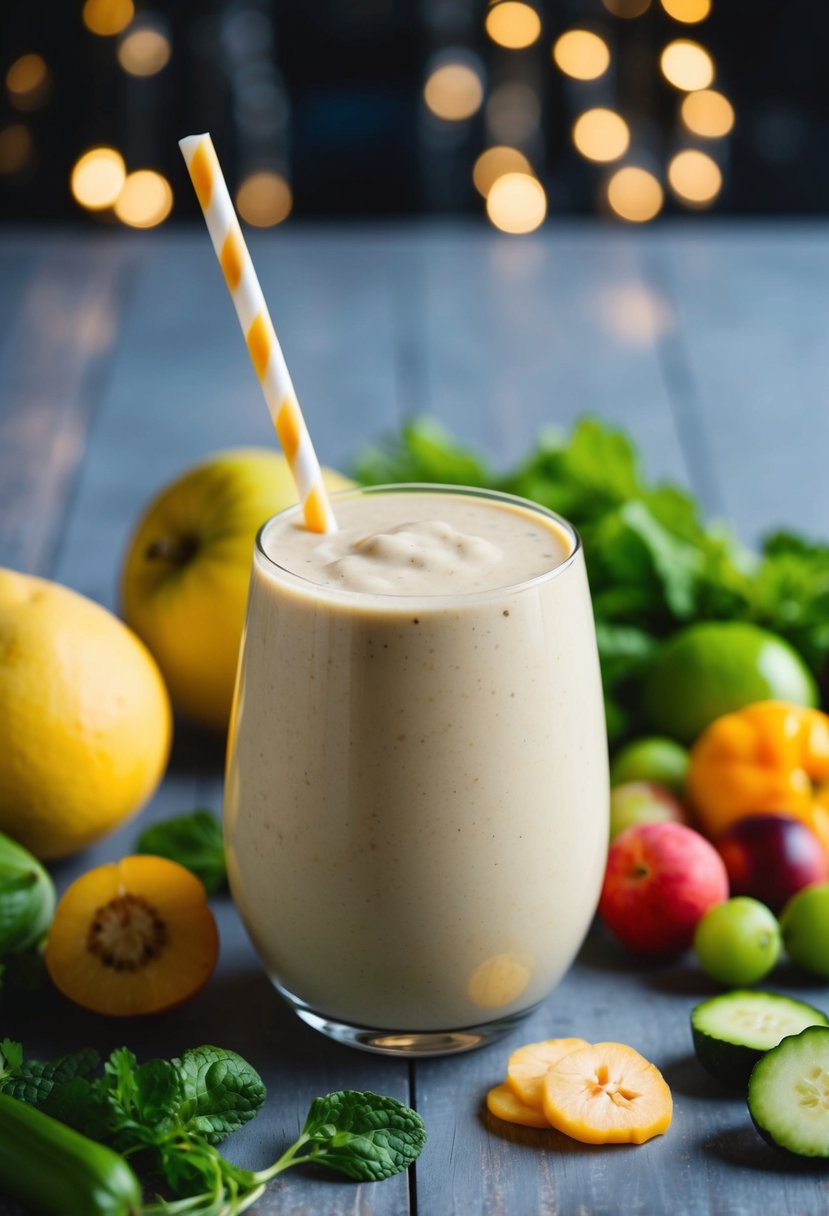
693,897,781,986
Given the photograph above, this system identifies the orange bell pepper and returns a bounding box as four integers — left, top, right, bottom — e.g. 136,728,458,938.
686,700,829,849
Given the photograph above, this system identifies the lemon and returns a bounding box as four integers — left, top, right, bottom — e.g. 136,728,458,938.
642,622,817,745
0,568,172,860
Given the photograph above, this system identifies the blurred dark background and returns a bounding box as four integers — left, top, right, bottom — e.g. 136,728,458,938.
1,0,826,232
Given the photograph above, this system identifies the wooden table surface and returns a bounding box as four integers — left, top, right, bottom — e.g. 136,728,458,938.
2,220,829,1215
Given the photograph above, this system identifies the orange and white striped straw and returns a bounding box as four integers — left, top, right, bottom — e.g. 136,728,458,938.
179,133,337,534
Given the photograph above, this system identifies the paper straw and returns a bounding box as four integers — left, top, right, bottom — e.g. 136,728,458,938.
179,133,337,534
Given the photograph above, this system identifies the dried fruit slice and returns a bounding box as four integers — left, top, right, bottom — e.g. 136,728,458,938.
542,1041,672,1145
45,855,219,1016
507,1037,591,1108
486,1083,550,1129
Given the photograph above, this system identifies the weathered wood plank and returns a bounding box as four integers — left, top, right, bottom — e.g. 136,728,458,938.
643,221,829,545
395,222,690,488
0,237,133,575
0,247,37,366
414,934,829,1216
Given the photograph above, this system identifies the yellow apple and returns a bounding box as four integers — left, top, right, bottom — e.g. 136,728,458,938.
120,448,353,733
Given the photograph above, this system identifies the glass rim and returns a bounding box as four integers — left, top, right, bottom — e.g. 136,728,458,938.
254,482,582,607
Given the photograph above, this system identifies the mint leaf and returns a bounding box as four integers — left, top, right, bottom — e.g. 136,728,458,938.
0,1038,22,1083
2,1046,100,1108
137,810,226,894
103,1047,139,1113
134,1058,181,1126
175,1046,266,1143
301,1090,426,1181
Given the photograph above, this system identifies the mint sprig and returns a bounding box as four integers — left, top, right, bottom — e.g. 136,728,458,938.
0,1042,425,1214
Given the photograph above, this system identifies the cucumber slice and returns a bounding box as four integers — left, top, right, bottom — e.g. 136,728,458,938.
749,1026,829,1157
691,990,829,1087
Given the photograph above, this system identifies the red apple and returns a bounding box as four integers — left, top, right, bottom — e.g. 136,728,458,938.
716,813,829,913
609,781,687,842
599,821,729,956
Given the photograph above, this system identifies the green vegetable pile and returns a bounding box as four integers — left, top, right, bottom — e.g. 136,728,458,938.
0,1039,425,1215
355,416,829,742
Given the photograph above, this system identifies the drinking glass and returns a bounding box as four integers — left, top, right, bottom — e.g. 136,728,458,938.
224,484,608,1055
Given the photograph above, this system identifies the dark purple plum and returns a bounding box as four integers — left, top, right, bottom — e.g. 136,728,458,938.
716,814,829,913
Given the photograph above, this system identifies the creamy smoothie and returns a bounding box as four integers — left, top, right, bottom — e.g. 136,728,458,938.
224,486,608,1048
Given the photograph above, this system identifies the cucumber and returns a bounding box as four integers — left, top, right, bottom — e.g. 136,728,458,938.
691,990,829,1087
0,1091,142,1215
748,1025,829,1157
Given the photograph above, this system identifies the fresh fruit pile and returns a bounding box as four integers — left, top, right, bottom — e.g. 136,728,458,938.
600,696,829,994
486,1035,672,1145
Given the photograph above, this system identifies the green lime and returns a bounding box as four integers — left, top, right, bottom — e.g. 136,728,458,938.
693,897,781,986
609,736,689,793
781,884,829,977
642,622,817,745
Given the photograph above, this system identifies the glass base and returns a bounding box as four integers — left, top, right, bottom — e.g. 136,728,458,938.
276,983,541,1057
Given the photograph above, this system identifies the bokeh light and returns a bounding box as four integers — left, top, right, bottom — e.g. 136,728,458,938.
424,59,484,122
486,172,547,234
602,0,651,16
473,146,531,197
607,167,664,222
82,0,135,36
5,54,52,111
660,40,714,91
572,109,630,163
598,283,674,345
668,149,722,206
552,31,610,81
117,25,172,77
236,172,293,227
485,2,542,50
660,0,711,22
114,170,173,227
0,125,33,175
70,147,126,210
681,89,734,137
